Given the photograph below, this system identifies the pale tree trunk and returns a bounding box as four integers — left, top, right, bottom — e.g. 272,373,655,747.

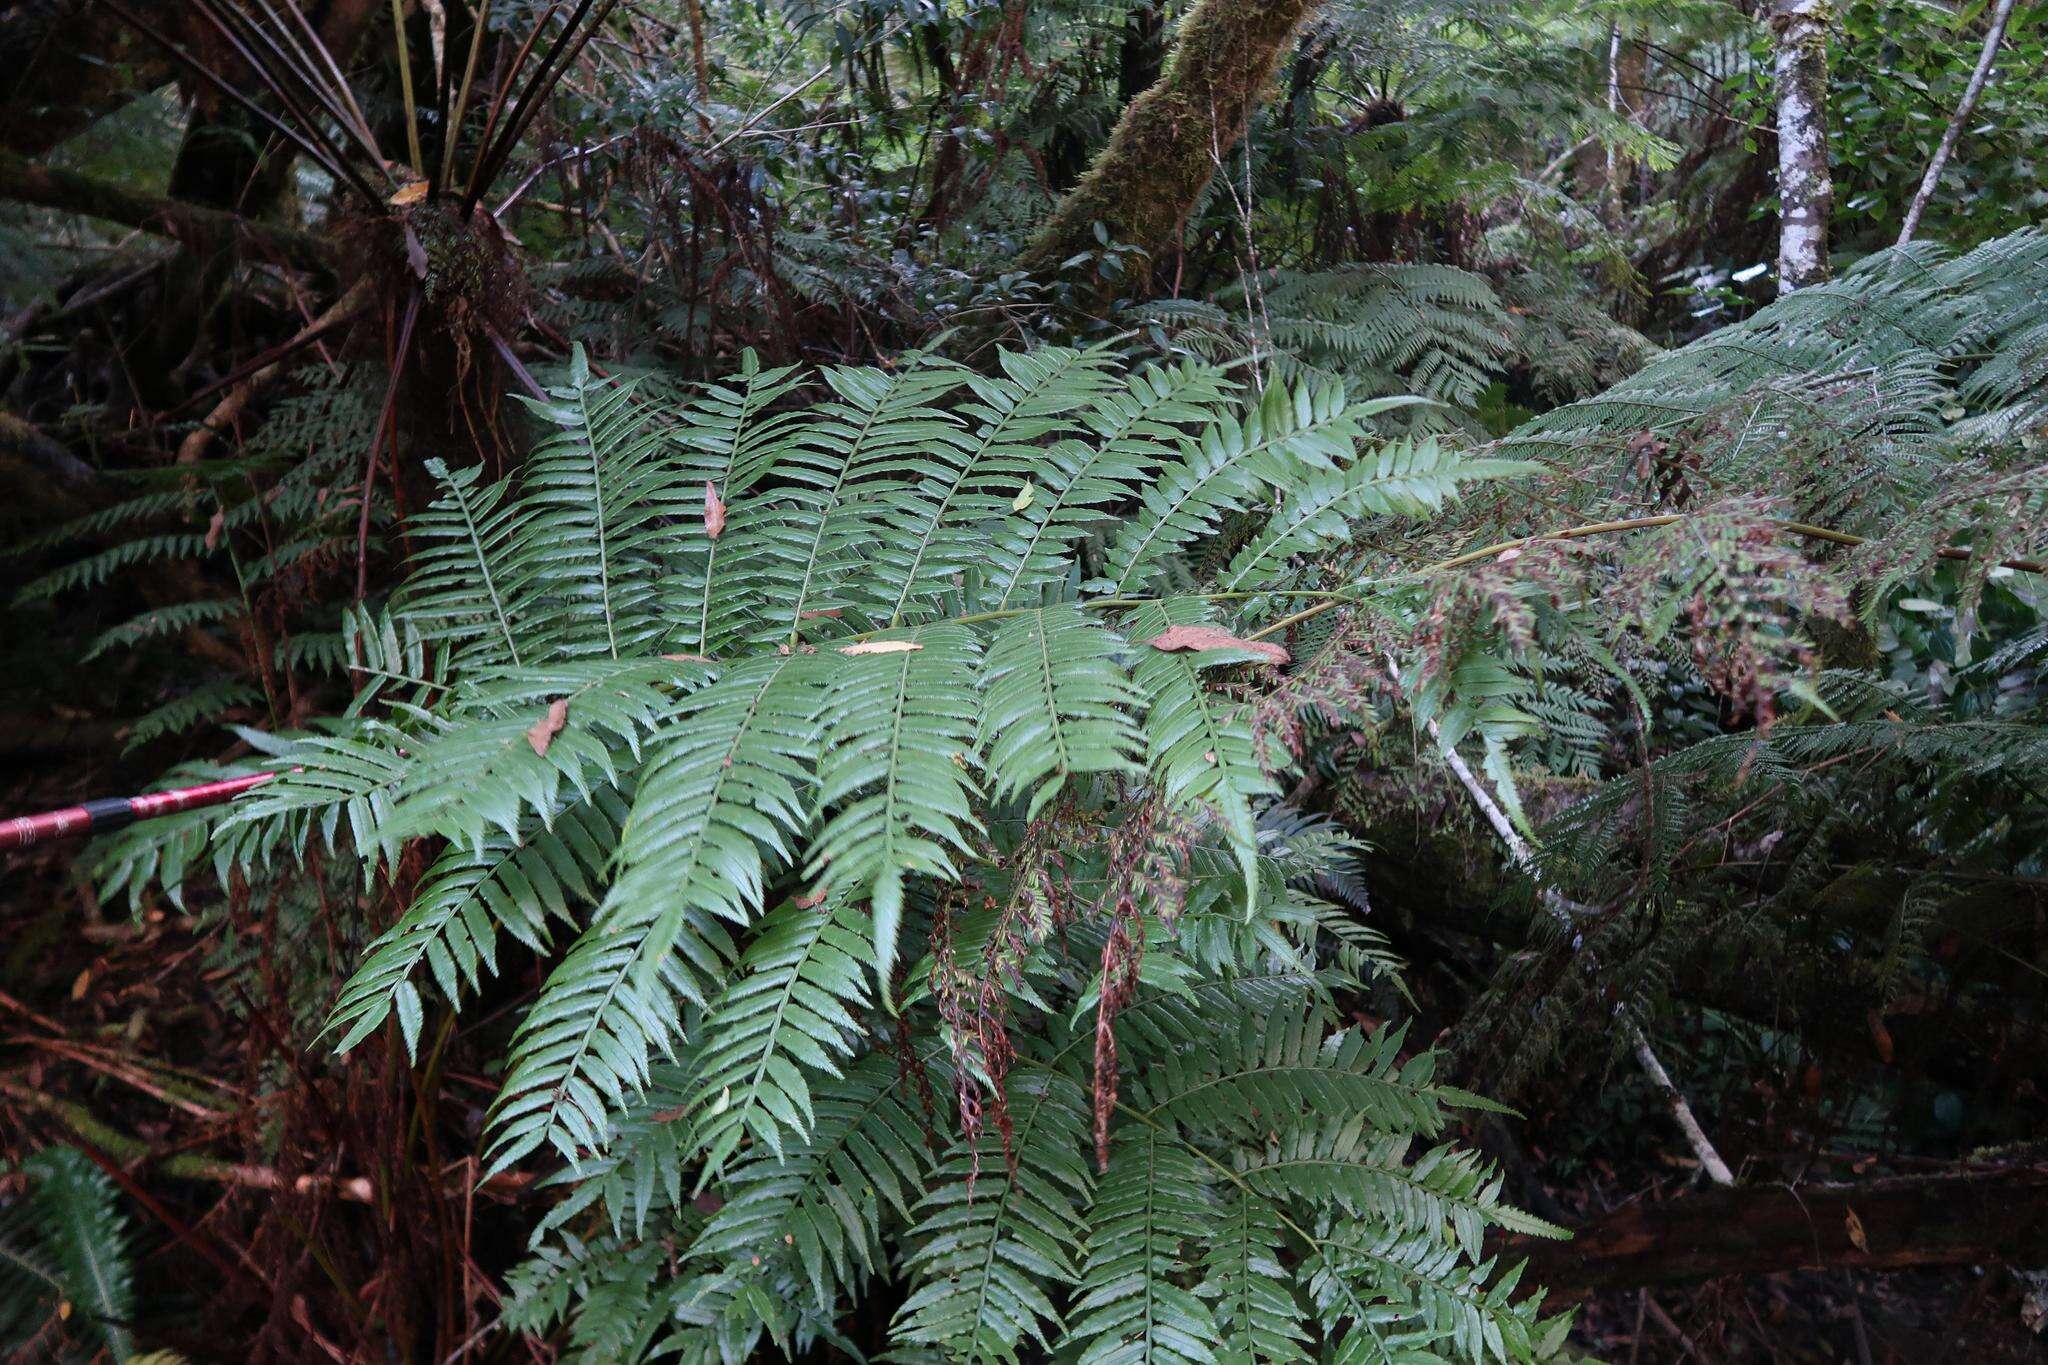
1771,0,1833,292
1897,0,2021,244
1603,22,1624,222
1018,0,1321,298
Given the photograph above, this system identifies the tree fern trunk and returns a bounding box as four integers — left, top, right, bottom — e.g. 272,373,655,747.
1771,0,1833,292
1018,0,1321,298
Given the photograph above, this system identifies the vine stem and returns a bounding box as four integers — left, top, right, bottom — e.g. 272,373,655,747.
838,588,1374,644
1247,513,2047,643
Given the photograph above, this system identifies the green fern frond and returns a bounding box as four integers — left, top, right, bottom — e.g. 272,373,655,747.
400,458,530,667
327,787,628,1057
2,1147,135,1362
982,359,1234,610
808,624,984,994
1100,380,1387,594
978,605,1147,818
895,1066,1095,1363
1065,1127,1222,1365
488,653,827,1170
689,897,872,1175
1201,1189,1313,1365
1126,598,1280,913
692,1049,944,1312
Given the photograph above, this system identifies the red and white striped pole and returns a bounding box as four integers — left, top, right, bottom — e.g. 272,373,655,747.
0,772,279,850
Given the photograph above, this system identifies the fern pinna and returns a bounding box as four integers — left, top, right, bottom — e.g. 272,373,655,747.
94,343,1572,1361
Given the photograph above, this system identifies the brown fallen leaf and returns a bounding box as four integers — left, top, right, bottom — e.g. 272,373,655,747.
1867,1009,1895,1065
798,608,843,620
1844,1207,1868,1252
704,481,726,540
662,652,714,664
526,697,569,756
1145,624,1291,666
839,640,923,656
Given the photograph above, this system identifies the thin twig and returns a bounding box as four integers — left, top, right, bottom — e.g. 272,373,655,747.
356,291,422,602
1898,0,2021,244
1403,667,1738,1187
1643,1294,1704,1359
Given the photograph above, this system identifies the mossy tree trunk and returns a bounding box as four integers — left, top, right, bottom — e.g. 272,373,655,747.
1018,0,1321,298
0,147,332,267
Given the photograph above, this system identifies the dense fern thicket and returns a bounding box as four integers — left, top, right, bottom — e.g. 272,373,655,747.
1321,231,2048,1106
83,345,1586,1360
6,0,2048,1361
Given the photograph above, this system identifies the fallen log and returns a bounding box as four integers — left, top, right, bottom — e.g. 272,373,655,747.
1505,1162,2048,1300
0,148,332,270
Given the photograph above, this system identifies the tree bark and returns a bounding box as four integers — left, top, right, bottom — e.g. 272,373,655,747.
1771,0,1833,292
1897,0,2020,244
0,147,333,268
1505,1162,2048,1299
1017,0,1321,296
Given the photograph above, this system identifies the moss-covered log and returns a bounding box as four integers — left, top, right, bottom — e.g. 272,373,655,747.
1017,0,1320,295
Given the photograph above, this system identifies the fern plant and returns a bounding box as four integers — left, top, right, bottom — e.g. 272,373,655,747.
90,340,1575,1360
1130,260,1653,433
1298,230,2048,1097
1132,264,1521,420
12,365,382,746
1,1146,137,1362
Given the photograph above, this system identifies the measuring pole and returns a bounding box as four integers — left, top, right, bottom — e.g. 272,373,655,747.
0,772,279,850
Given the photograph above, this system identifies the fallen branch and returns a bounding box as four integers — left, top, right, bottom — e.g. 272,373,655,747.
0,147,332,269
0,1077,529,1204
1506,1161,2048,1298
176,279,372,464
0,411,96,489
0,1077,371,1199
